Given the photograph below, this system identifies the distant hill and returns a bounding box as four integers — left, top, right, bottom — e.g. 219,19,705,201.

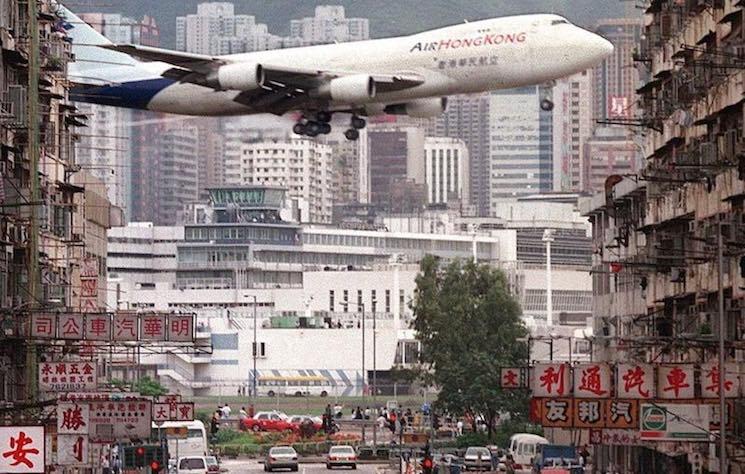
78,0,630,49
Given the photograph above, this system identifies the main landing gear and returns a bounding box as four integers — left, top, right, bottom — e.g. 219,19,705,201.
292,113,366,141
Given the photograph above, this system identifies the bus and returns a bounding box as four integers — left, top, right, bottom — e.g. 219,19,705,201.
257,375,333,397
152,420,209,463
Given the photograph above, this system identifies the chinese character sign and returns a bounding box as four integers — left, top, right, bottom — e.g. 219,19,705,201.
500,368,525,389
84,314,111,341
79,258,99,313
701,363,739,398
152,402,195,422
30,313,56,339
616,363,654,399
139,313,166,341
573,399,604,428
657,365,694,400
58,313,84,340
532,363,570,397
57,403,89,435
38,362,97,392
89,401,152,442
605,399,638,429
540,398,572,428
573,363,611,398
609,96,630,118
57,435,88,466
113,312,138,341
167,315,194,342
0,426,45,473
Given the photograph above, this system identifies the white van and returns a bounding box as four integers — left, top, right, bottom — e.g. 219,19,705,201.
507,433,548,472
152,420,209,462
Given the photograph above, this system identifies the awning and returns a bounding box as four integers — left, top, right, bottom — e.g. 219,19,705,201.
2,48,27,66
56,181,84,194
718,9,742,25
637,78,662,95
696,30,716,45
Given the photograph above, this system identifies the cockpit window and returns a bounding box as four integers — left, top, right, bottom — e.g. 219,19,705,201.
551,19,569,25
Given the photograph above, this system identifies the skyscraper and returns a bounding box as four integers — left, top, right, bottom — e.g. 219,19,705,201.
489,86,553,204
429,93,491,216
423,137,469,206
552,71,594,192
593,18,644,122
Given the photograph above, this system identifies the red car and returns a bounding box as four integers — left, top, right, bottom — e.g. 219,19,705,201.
289,415,323,431
242,411,299,433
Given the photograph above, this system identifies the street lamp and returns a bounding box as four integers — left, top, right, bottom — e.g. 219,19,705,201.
542,229,555,327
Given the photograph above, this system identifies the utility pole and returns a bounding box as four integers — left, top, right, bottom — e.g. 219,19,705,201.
543,229,555,327
717,223,726,473
26,0,41,403
372,297,377,447
252,295,258,399
360,303,365,399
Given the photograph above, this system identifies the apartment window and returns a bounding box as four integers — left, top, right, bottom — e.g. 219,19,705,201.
385,289,391,313
329,290,335,312
357,289,363,310
371,290,377,313
343,290,349,312
252,342,267,357
399,289,405,312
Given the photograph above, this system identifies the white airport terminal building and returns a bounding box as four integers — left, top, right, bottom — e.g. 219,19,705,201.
107,186,592,395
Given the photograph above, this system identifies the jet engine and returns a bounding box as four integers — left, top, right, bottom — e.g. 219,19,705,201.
327,75,376,103
207,63,265,91
385,98,448,118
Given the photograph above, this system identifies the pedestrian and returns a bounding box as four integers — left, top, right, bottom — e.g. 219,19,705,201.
222,403,232,418
456,420,463,436
101,454,111,474
579,445,591,466
364,406,371,420
248,403,255,418
355,406,363,420
210,410,220,437
113,456,122,474
239,407,248,420
504,454,515,474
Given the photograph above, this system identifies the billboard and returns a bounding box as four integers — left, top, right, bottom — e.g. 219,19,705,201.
640,403,710,441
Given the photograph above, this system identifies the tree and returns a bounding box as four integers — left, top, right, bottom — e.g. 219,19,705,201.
411,255,529,437
135,376,168,397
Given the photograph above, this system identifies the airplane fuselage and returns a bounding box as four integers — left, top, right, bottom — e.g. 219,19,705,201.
69,13,613,117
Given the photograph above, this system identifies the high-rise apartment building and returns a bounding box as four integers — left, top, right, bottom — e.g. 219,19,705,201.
489,86,553,204
552,71,594,192
239,139,333,223
176,2,287,54
159,127,200,225
290,6,369,45
423,137,469,206
582,127,638,194
323,132,369,208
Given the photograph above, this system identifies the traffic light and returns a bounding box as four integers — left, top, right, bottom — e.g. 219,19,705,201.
150,460,164,473
135,446,146,468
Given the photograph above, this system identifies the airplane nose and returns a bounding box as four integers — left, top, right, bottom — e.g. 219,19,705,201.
591,34,614,60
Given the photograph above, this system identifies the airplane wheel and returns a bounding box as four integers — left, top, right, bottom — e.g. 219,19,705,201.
306,121,322,137
351,116,366,130
344,129,360,141
540,99,554,111
317,111,332,123
293,123,307,135
320,123,332,134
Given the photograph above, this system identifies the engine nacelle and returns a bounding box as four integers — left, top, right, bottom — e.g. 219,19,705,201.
385,98,448,118
208,63,264,91
328,75,376,104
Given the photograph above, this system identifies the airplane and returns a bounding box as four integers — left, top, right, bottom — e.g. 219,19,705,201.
64,6,613,140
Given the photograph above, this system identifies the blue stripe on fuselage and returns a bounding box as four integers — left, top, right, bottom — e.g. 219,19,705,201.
70,78,175,109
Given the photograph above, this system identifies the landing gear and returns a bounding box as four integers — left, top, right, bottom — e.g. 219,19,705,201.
351,115,366,130
344,129,360,141
540,98,554,112
293,118,331,137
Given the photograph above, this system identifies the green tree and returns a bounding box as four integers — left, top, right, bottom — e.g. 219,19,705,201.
135,376,168,397
411,255,529,438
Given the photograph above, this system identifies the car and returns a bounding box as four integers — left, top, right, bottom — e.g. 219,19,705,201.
289,415,323,431
205,456,220,473
326,445,357,470
463,447,492,471
265,446,299,472
176,456,209,474
242,411,298,433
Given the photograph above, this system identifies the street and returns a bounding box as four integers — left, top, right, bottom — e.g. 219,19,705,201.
221,460,389,474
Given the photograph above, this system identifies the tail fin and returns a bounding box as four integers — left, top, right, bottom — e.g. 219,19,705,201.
56,4,138,84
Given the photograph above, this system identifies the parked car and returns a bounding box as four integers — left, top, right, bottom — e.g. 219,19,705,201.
205,456,219,473
265,446,299,472
326,445,357,470
463,447,492,471
176,456,208,474
242,411,298,433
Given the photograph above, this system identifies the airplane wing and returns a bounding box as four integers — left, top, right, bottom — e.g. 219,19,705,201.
103,44,425,113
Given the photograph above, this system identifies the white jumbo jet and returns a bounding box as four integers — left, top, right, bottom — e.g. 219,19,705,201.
65,6,613,140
